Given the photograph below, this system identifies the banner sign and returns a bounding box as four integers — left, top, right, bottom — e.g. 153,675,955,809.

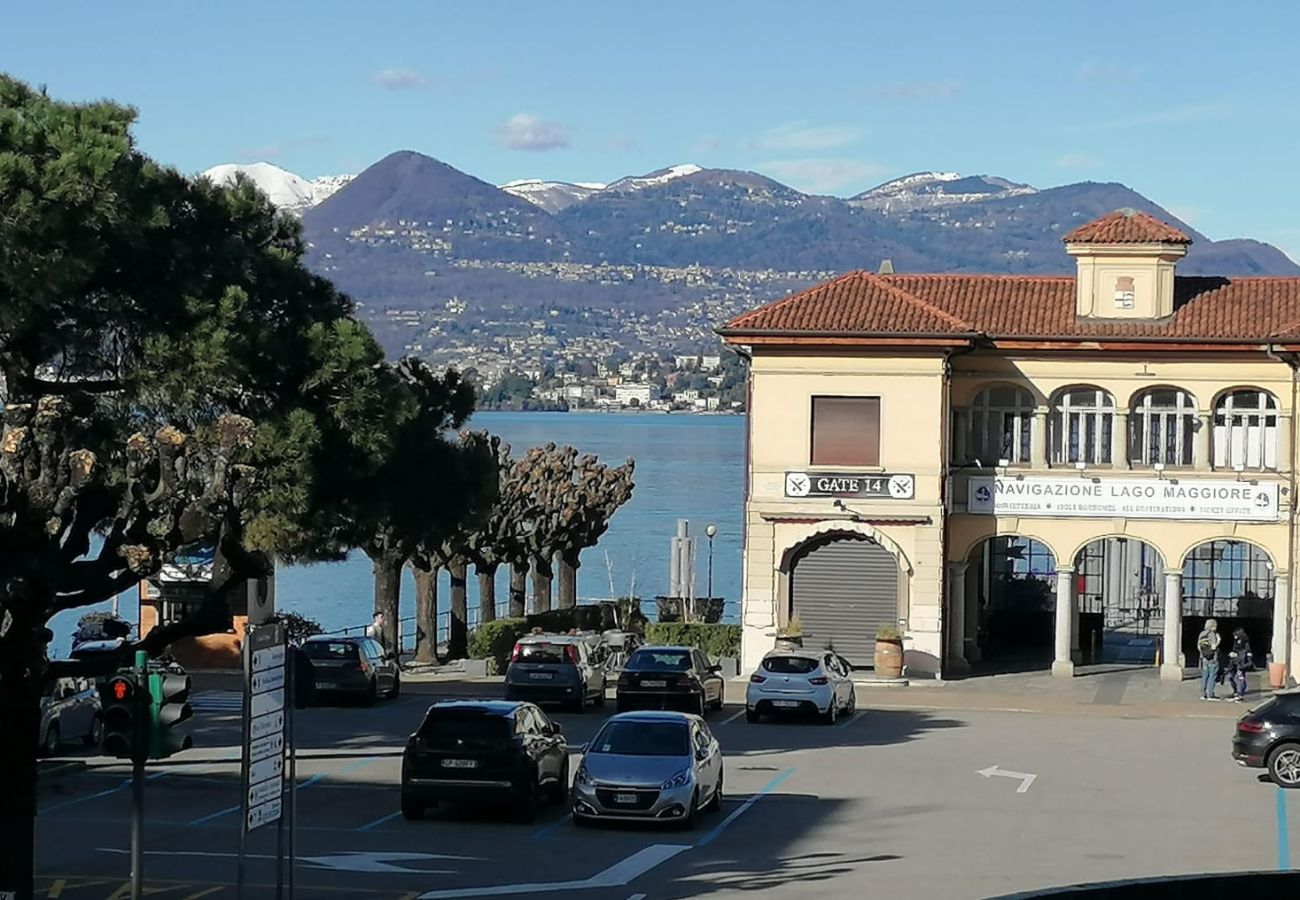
967,475,1280,522
785,471,916,500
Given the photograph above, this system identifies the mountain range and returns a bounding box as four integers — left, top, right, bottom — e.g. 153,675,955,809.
203,154,1300,359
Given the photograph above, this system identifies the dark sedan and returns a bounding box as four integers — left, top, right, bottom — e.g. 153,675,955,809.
1232,690,1300,787
302,636,400,705
616,645,725,716
401,701,569,821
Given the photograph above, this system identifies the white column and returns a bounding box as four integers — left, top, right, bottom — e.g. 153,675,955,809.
1113,411,1129,469
947,562,969,673
1272,573,1290,669
1053,567,1076,677
1032,407,1049,468
1278,416,1293,473
1196,412,1213,470
1161,570,1184,682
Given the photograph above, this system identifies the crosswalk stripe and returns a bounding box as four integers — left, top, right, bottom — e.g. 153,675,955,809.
190,691,243,713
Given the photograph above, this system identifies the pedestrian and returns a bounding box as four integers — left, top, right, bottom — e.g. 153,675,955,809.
367,610,386,649
1197,619,1221,700
1226,627,1253,702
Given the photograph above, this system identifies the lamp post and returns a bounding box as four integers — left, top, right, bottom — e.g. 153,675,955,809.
705,523,717,599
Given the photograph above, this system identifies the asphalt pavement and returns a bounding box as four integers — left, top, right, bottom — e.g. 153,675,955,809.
33,680,1300,899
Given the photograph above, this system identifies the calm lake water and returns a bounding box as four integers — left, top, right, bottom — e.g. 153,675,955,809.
48,412,745,655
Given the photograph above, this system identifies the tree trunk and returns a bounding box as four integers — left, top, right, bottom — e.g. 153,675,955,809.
0,660,39,899
557,550,580,610
476,563,498,624
371,551,403,655
509,562,528,618
531,556,553,614
411,561,439,664
448,559,468,659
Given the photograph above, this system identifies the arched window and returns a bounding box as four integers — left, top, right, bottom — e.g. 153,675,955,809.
1182,540,1275,618
963,385,1035,465
1129,388,1197,466
1051,387,1114,465
1213,390,1277,470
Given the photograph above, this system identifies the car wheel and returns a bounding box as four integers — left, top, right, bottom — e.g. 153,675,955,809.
594,680,607,707
401,794,424,820
570,693,586,714
1268,742,1300,788
844,688,857,717
386,671,401,699
704,770,724,812
39,723,60,757
514,778,538,823
820,700,838,725
551,758,571,804
680,789,700,831
361,679,377,707
84,714,104,748
745,709,760,724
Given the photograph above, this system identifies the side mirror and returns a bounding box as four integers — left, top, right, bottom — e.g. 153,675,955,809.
551,722,563,735
577,742,589,754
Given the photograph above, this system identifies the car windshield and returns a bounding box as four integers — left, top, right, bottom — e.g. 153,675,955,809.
417,711,511,749
519,642,569,663
626,650,690,672
591,721,689,757
762,656,819,674
304,641,359,661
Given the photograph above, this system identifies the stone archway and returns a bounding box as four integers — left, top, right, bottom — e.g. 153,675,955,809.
1072,537,1166,664
960,535,1058,670
1180,538,1280,672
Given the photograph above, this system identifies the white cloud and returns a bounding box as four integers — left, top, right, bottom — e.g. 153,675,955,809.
749,123,860,152
756,158,890,194
1077,60,1143,82
874,81,961,101
372,67,431,90
493,114,571,152
1055,152,1102,169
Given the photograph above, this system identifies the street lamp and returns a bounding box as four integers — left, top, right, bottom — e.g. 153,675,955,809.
705,523,717,599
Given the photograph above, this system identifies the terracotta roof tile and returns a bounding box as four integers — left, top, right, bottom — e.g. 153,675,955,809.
1062,209,1192,245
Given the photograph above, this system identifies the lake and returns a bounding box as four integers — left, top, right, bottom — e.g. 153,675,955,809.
48,412,745,655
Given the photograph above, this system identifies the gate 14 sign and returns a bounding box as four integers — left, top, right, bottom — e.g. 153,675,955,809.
785,472,916,500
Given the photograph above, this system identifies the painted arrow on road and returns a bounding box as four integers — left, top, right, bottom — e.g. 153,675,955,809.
976,765,1037,793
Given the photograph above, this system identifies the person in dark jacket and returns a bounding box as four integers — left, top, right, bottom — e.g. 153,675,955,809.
1226,627,1253,702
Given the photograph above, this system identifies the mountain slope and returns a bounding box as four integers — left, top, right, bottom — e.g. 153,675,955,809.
202,162,318,210
500,178,604,213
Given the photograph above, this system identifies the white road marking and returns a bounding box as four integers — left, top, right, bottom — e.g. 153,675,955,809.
98,848,477,874
720,708,747,725
416,844,691,898
625,894,648,900
976,764,1037,793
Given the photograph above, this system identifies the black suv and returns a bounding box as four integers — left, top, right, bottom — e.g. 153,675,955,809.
1232,690,1300,787
401,701,569,821
616,645,725,716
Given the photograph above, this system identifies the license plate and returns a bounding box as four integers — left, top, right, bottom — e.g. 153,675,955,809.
441,759,478,769
614,792,637,804
315,682,338,690
773,700,799,708
529,672,554,680
641,680,666,688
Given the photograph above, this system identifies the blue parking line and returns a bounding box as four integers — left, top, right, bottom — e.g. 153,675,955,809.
43,770,168,814
695,768,794,848
357,810,403,832
532,814,571,839
1279,788,1291,870
188,756,381,825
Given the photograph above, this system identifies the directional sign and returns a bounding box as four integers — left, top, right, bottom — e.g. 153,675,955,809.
248,797,282,831
251,665,285,695
249,753,284,787
252,644,285,673
250,710,284,741
250,732,285,763
251,688,284,718
249,777,282,807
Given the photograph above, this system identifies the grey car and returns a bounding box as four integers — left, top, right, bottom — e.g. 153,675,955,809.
571,710,723,829
504,633,608,712
302,636,400,705
40,677,103,756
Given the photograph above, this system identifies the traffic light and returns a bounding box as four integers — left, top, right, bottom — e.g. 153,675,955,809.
147,671,193,758
100,674,141,759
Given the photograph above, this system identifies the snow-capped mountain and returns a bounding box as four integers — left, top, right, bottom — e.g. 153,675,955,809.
606,163,703,193
201,162,352,212
853,171,1037,212
499,178,605,214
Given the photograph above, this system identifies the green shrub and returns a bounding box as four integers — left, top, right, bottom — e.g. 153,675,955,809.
876,622,903,641
272,611,325,645
469,618,528,671
644,623,741,660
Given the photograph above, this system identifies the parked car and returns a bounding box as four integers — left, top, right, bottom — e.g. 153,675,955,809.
601,629,643,676
571,710,723,828
746,649,856,724
616,645,725,715
504,633,607,712
301,636,400,705
39,676,102,756
401,700,568,821
1232,690,1300,787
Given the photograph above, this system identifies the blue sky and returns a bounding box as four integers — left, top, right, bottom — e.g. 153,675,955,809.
4,1,1299,258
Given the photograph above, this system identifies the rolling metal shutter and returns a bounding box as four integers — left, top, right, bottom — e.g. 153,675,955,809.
791,537,898,667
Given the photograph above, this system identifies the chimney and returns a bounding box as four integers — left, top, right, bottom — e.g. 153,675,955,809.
877,259,894,275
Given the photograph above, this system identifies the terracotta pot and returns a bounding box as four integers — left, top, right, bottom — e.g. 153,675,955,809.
1269,661,1287,689
775,635,803,650
874,638,904,678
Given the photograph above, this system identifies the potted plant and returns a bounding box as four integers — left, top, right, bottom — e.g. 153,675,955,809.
874,623,905,678
775,614,804,649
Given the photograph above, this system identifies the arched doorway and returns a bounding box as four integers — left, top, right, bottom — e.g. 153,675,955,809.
788,533,899,668
1181,539,1275,666
1073,538,1165,664
966,536,1057,666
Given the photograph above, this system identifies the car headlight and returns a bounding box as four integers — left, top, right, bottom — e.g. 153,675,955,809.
575,763,592,786
661,767,692,790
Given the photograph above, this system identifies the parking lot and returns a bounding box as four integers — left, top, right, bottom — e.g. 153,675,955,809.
34,681,1300,899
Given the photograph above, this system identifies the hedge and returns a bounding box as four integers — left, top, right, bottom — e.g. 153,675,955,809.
466,603,640,671
644,623,741,660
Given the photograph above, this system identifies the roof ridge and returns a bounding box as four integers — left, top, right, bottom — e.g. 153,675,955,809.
887,273,1075,282
724,269,867,330
866,272,973,331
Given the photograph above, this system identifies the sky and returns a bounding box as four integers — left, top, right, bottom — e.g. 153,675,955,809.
4,1,1300,258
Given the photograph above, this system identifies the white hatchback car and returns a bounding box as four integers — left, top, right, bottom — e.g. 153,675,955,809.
745,649,856,724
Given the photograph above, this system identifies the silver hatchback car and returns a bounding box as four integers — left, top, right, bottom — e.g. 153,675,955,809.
571,711,723,828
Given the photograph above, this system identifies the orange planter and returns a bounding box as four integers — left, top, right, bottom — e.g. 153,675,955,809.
1269,662,1286,689
874,639,904,678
